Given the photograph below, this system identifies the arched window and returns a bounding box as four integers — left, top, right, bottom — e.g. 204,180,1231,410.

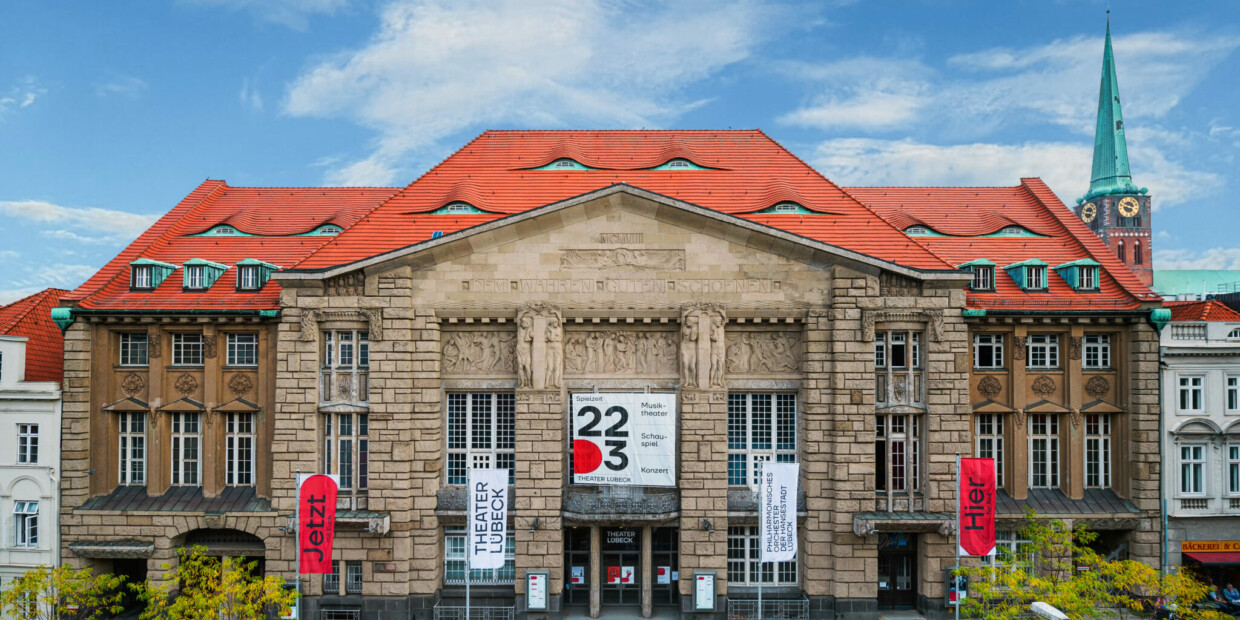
1134,241,1143,265
1117,241,1125,262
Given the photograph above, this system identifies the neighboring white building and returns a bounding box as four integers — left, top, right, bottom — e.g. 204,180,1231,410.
0,334,61,584
1160,300,1240,572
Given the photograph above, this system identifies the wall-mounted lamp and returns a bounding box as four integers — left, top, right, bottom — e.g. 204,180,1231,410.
530,517,541,535
701,518,713,534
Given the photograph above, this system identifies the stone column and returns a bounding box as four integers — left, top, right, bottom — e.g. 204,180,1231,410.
641,525,653,618
590,526,601,618
514,388,566,615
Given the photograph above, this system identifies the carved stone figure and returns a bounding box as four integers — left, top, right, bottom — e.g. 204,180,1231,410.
517,315,534,388
149,333,161,359
564,331,676,375
1069,337,1083,361
300,309,319,342
680,316,698,388
545,317,563,389
203,334,217,359
709,315,725,388
679,303,725,389
516,302,562,389
725,332,801,373
560,248,685,271
1013,336,1027,361
325,271,365,296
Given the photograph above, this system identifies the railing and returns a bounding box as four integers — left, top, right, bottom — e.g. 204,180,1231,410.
1171,324,1208,340
563,486,679,517
1181,498,1209,510
433,605,514,620
727,595,811,620
345,573,362,595
320,610,360,620
876,372,924,408
320,368,369,404
444,563,516,586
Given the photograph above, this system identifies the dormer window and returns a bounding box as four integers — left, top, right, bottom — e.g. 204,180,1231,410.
533,158,590,170
216,227,235,235
442,203,474,214
1079,266,1099,290
133,266,153,289
235,258,278,291
906,226,928,235
650,158,709,171
1002,259,1048,291
1053,259,1101,292
666,159,690,168
772,202,800,213
185,266,206,289
554,159,576,168
181,258,228,290
318,226,342,235
238,266,259,290
129,259,176,291
1228,328,1240,340
1026,265,1046,289
1000,227,1023,236
957,259,995,291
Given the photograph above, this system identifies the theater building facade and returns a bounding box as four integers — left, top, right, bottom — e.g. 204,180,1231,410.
57,130,1164,620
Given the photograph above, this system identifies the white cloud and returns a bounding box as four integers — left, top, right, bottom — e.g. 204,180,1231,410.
181,0,349,29
284,0,780,185
0,250,18,261
0,263,101,303
1155,247,1240,271
0,200,160,243
810,138,1220,208
94,75,148,100
0,287,45,305
777,58,929,130
0,77,46,121
239,78,263,112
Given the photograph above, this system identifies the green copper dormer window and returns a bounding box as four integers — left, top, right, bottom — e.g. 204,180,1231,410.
530,158,594,171
189,225,257,237
753,202,819,215
1054,258,1102,291
182,258,228,290
430,202,493,215
296,225,343,236
236,258,279,291
905,226,948,237
982,226,1044,238
649,158,710,171
958,259,996,291
1003,259,1049,291
130,258,176,291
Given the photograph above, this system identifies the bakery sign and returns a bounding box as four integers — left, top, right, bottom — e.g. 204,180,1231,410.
1182,541,1240,552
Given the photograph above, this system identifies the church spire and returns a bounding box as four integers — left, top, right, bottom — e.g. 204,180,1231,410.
1082,15,1142,202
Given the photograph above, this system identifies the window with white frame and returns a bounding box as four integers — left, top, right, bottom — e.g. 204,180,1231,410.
226,413,254,486
1025,334,1059,369
727,393,797,488
170,413,200,485
13,501,38,547
185,265,205,289
118,412,145,485
132,266,153,289
444,526,514,585
876,414,920,492
1085,414,1111,488
1083,335,1111,369
1079,266,1099,290
237,266,261,290
1028,414,1059,489
975,414,1004,486
17,424,38,464
875,333,920,368
1178,376,1204,412
980,530,1034,572
1229,445,1240,496
974,334,1004,369
1229,328,1240,340
971,266,994,291
727,526,797,585
321,330,369,403
1228,376,1239,413
172,333,204,366
323,413,368,492
345,561,363,594
119,333,149,366
1025,265,1047,290
323,561,340,594
1180,444,1206,495
447,393,514,485
226,333,258,366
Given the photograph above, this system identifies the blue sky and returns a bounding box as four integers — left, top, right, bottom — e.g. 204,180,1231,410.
1,0,1238,302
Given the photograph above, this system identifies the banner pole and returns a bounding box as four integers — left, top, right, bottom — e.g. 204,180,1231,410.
954,454,960,620
758,467,763,620
466,467,471,620
295,469,301,620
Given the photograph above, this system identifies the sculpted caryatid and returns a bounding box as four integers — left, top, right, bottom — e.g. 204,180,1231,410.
680,316,699,388
516,315,534,387
709,314,725,388
544,317,563,388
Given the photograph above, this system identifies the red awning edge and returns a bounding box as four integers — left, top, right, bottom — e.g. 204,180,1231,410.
1185,551,1240,565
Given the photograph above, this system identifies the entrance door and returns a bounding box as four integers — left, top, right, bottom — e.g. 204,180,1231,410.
601,528,641,606
877,533,917,609
563,527,591,607
652,527,679,606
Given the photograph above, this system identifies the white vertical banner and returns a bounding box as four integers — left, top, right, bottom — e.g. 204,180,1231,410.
468,468,509,570
760,462,799,563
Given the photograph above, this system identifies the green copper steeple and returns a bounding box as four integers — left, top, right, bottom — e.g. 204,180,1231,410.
1082,18,1143,202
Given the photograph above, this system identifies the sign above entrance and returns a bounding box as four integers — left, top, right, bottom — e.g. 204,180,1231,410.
572,392,676,487
1183,541,1240,552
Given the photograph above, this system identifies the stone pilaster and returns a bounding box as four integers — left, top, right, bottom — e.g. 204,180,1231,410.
677,388,728,606
514,387,566,614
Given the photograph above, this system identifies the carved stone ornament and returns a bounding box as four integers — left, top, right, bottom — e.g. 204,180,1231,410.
977,376,1002,401
120,372,146,397
862,309,943,342
1069,337,1083,361
1013,408,1026,429
227,373,254,397
725,332,801,374
564,331,676,375
516,303,563,389
203,334,217,359
679,303,726,389
300,308,383,342
300,310,318,342
1069,408,1083,430
879,271,922,297
325,271,365,297
1031,375,1056,399
560,248,685,271
1085,375,1110,400
442,331,517,374
1013,336,1027,361
174,373,198,396
148,334,161,359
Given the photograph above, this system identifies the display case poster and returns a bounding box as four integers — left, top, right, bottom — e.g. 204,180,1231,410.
694,574,715,610
621,567,634,583
607,566,621,584
657,567,670,585
527,573,547,611
571,566,585,584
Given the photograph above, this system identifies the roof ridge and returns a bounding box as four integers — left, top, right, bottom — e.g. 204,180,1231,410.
845,185,1024,190
0,288,67,335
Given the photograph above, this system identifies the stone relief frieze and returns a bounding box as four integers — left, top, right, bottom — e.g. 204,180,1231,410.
441,332,517,375
725,332,801,374
563,331,677,375
680,303,725,389
879,272,922,297
227,373,254,397
560,248,685,271
977,376,1002,400
120,373,146,397
1085,375,1110,400
1031,375,1056,399
326,271,365,297
174,374,198,396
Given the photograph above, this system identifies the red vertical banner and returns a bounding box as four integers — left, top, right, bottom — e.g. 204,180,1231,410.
958,457,996,557
299,474,339,573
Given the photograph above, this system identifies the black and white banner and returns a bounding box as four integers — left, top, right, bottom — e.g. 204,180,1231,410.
468,468,509,570
571,392,677,487
759,462,799,563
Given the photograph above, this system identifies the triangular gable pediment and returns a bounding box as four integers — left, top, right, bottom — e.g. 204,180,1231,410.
160,397,204,412
972,400,1012,413
1081,399,1124,413
1025,399,1068,414
214,397,261,413
278,185,968,285
103,396,148,412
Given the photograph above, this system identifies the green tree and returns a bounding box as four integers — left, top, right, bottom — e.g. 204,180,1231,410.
0,565,126,620
132,546,296,620
956,514,1226,620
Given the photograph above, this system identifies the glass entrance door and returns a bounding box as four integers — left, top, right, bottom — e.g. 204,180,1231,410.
877,533,917,609
652,527,679,606
563,527,591,607
601,528,641,606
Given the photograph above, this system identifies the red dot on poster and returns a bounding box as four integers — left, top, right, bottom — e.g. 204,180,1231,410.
574,440,602,473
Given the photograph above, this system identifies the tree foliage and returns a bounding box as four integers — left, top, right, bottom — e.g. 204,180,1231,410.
0,565,126,620
131,546,296,620
956,514,1227,620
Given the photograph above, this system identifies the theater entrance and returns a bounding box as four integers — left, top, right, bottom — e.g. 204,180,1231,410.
563,525,680,616
601,528,641,605
877,533,917,609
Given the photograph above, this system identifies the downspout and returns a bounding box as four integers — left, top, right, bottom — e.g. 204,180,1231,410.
1150,307,1171,574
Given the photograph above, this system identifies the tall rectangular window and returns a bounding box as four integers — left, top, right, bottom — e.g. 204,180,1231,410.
185,266,205,289
1028,414,1059,489
324,413,369,491
172,333,204,366
1079,267,1099,290
238,266,261,290
1083,335,1111,369
323,561,340,595
132,266,153,289
727,526,797,585
321,330,369,403
876,415,920,492
226,413,255,486
875,333,920,368
1180,444,1205,495
1228,377,1239,413
1229,445,1240,496
728,393,797,488
971,266,994,291
345,561,363,594
118,412,145,485
13,501,38,547
119,333,149,366
226,333,258,366
446,393,515,485
1178,376,1204,412
973,334,1004,369
170,413,200,485
1085,414,1111,488
1025,266,1047,290
1026,335,1059,369
444,526,514,585
17,424,38,464
974,414,1004,486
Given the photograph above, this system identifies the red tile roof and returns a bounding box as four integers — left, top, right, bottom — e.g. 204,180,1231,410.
849,179,1161,311
66,183,398,311
0,288,68,383
1166,300,1240,322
